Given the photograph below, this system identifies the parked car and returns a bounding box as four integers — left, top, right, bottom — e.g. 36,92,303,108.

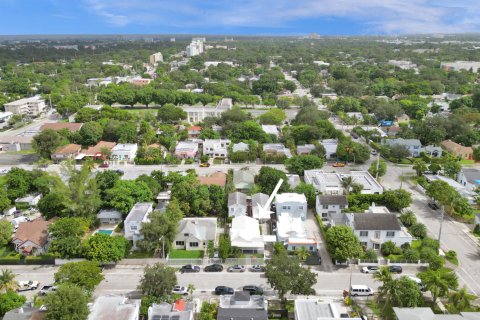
215,286,234,295
115,170,124,175
361,266,380,274
371,150,378,155
205,264,223,272
350,285,374,297
242,285,263,295
200,162,210,167
332,162,346,167
17,281,39,292
0,168,10,174
249,265,265,272
428,202,439,210
227,265,246,272
39,285,57,296
99,162,109,168
389,265,403,274
172,285,188,295
180,264,200,273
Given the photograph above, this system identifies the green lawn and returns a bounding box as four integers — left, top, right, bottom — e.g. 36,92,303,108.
460,159,475,165
127,251,155,258
213,158,223,165
169,250,204,259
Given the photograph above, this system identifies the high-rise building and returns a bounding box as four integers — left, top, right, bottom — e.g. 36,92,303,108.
149,52,163,65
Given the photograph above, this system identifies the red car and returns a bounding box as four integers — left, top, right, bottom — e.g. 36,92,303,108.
99,162,109,168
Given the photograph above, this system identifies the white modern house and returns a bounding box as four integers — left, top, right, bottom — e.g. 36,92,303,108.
203,139,231,158
124,202,153,249
275,193,307,220
315,195,348,219
295,299,361,320
174,218,217,250
110,143,138,162
230,215,264,254
88,295,140,320
261,125,279,138
345,213,412,250
304,170,383,195
228,192,248,218
320,139,338,159
276,212,317,252
457,168,480,192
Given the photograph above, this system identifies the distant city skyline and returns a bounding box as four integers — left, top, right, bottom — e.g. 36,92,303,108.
0,0,479,35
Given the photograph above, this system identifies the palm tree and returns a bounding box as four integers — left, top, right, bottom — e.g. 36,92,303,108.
341,176,354,195
295,247,310,261
399,210,417,227
448,286,477,312
0,269,17,293
187,283,195,296
373,267,394,313
418,268,458,304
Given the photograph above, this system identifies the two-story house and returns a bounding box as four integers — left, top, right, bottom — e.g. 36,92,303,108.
110,143,138,162
228,192,248,218
203,139,231,158
383,138,442,158
346,213,412,250
315,195,348,221
174,218,217,250
275,193,307,220
124,202,153,249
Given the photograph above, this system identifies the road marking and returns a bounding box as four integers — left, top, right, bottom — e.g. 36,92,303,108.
456,268,479,296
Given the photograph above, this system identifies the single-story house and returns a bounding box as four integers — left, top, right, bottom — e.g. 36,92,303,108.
12,219,50,256
197,172,227,187
174,218,217,250
457,168,480,192
230,215,264,253
441,139,473,160
261,125,279,138
228,192,248,218
110,143,138,162
51,143,82,162
320,139,338,159
97,209,123,225
79,141,116,160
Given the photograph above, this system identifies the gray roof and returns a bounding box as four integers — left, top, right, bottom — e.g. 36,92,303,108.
233,170,255,188
232,142,249,153
88,295,140,320
125,202,153,222
232,291,250,302
251,193,269,207
177,218,217,241
228,192,247,207
97,209,122,220
384,138,422,147
353,213,401,231
3,306,46,320
149,302,194,320
294,300,335,319
462,168,480,184
317,195,348,206
393,308,480,320
217,309,268,320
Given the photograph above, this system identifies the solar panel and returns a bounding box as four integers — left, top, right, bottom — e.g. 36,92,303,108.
152,316,162,320
172,316,180,320
161,315,170,320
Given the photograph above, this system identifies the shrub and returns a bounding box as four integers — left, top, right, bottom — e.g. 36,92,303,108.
400,210,417,227
474,224,480,235
410,223,427,239
403,249,420,261
362,249,378,261
381,241,397,256
421,238,440,251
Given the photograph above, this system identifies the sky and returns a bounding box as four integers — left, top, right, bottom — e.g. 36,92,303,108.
0,0,479,35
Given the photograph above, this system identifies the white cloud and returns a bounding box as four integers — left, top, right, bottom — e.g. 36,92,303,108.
81,0,480,34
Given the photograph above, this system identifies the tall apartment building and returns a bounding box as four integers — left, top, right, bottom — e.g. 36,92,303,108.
149,52,163,65
186,38,204,57
4,96,46,116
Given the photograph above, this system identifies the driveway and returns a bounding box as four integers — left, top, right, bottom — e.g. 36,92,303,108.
305,210,334,271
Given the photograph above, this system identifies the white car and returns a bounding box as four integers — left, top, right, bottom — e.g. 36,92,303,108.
227,265,246,272
39,285,57,295
17,280,40,291
172,285,188,295
361,266,380,274
0,168,9,174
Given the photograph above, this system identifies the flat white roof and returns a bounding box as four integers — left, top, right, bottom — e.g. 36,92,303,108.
275,193,307,204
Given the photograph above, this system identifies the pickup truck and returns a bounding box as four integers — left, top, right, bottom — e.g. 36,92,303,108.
17,280,40,291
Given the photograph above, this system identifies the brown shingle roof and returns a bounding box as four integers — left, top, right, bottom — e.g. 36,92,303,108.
197,172,226,187
12,218,50,247
441,139,473,155
81,141,116,156
53,143,81,155
40,123,83,132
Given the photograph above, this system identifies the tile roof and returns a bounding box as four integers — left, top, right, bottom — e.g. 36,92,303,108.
12,219,50,247
441,139,473,154
40,123,83,132
197,172,226,187
353,213,401,231
53,144,81,155
81,141,116,156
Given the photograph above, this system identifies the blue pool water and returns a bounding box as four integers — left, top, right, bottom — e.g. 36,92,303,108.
98,230,113,235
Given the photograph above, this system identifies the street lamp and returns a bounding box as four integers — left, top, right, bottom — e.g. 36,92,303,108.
438,205,445,244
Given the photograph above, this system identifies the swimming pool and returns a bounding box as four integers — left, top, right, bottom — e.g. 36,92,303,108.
97,229,113,235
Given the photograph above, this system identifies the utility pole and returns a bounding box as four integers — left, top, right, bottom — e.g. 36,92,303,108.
375,152,381,180
438,206,445,244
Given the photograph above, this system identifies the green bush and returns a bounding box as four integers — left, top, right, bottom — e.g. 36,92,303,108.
381,241,401,256
207,240,215,258
403,249,420,261
410,223,427,239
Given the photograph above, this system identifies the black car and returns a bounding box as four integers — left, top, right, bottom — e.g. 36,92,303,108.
389,265,403,274
115,170,125,175
180,264,200,273
428,202,439,210
215,286,234,295
205,264,223,272
242,285,263,295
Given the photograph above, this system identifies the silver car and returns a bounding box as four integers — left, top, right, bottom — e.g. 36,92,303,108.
227,265,246,272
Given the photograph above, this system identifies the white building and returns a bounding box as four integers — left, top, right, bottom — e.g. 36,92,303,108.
441,61,480,73
0,111,13,123
230,215,264,253
276,212,316,252
320,139,338,159
186,38,204,57
203,139,231,158
182,98,232,123
295,299,361,320
4,96,46,116
15,194,42,207
457,168,480,192
304,170,383,195
232,142,249,153
315,195,348,219
228,192,248,218
261,125,279,138
88,295,140,320
97,209,123,225
174,218,217,250
174,141,199,159
124,202,153,249
111,143,138,162
383,138,442,158
251,193,270,221
346,213,412,250
275,193,307,220
149,52,163,65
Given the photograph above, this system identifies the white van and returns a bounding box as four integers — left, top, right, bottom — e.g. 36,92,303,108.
350,285,374,296
408,276,426,291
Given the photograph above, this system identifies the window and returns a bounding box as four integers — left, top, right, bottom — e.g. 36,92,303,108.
184,233,189,237
386,231,395,237
175,241,184,246
360,242,368,247
282,206,287,210
322,212,328,218
322,205,328,209
373,243,380,250
359,231,368,237
374,231,380,238
299,206,304,210
130,226,137,231
189,242,199,247
309,246,314,251
340,205,346,209
291,246,295,250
